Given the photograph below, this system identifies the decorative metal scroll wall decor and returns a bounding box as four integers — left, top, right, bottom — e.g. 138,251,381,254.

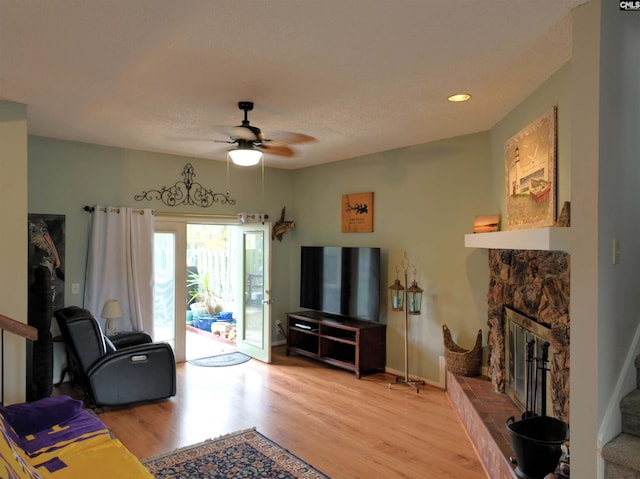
134,163,236,207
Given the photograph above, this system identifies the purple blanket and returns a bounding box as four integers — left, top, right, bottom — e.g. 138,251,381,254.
1,396,109,457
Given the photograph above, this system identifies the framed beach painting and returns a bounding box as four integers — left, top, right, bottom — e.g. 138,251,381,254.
504,107,557,230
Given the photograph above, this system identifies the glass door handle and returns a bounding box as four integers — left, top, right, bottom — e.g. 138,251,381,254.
262,290,272,304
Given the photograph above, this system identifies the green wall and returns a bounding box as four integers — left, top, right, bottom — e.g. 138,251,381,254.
291,133,493,382
491,62,572,215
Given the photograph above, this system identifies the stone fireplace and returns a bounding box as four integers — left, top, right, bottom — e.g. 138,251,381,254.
487,249,570,422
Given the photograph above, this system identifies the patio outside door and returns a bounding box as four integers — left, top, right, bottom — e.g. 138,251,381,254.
235,223,272,363
153,218,271,363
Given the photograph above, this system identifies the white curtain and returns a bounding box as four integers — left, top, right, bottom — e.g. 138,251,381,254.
84,206,154,335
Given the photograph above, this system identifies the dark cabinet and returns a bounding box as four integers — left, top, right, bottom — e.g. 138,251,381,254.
286,311,386,378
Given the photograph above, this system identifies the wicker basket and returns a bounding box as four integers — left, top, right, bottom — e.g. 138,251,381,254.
442,324,483,377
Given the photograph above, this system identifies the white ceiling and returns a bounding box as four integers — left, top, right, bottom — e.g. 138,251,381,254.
0,0,588,170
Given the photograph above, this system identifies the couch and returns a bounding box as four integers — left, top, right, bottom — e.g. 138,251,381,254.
0,395,152,478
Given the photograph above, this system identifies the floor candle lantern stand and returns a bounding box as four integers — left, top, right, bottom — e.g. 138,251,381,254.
388,253,425,393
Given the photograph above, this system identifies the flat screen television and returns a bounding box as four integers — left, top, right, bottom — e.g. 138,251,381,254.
300,246,381,322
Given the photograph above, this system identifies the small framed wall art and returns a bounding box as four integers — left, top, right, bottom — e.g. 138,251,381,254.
342,192,374,233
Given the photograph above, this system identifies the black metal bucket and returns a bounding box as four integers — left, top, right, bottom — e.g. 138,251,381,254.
506,415,569,479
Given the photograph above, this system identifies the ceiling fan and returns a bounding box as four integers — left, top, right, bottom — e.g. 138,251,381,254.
218,101,316,166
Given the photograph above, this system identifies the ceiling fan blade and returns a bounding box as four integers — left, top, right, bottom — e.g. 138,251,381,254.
266,131,317,145
225,125,262,141
259,144,295,157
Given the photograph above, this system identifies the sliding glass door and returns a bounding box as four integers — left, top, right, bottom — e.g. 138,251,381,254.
153,222,186,359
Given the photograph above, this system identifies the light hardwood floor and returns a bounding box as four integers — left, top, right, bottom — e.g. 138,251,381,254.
68,346,488,478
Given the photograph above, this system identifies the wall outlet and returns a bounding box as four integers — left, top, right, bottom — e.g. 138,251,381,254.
276,320,282,327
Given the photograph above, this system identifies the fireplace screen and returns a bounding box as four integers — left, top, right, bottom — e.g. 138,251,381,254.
505,307,553,416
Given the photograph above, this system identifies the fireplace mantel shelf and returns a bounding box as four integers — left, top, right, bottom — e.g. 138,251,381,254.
464,227,571,252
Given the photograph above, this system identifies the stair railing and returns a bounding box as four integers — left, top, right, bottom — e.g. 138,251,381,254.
0,314,37,405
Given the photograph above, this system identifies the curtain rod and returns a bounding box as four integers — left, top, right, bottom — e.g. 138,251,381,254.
83,205,239,220
83,206,146,214
153,211,239,220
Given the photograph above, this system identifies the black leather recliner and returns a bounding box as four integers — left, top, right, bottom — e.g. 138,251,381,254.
54,306,176,407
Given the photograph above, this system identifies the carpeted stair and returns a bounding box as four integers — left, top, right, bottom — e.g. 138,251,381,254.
602,355,640,478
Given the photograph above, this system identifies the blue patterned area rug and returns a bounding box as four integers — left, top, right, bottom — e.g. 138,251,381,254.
142,428,330,479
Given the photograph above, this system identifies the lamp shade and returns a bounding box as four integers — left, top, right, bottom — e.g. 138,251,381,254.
228,148,263,166
101,299,122,320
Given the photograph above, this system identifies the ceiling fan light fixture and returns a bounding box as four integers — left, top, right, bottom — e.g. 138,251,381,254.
228,148,263,166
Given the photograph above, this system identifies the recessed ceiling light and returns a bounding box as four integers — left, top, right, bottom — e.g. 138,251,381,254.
448,93,471,102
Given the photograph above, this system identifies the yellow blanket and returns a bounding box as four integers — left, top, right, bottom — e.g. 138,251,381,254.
32,435,153,479
0,408,152,479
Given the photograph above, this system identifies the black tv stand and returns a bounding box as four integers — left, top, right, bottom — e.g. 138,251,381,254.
286,311,386,378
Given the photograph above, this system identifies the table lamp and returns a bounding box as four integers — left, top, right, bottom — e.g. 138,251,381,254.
101,299,122,336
